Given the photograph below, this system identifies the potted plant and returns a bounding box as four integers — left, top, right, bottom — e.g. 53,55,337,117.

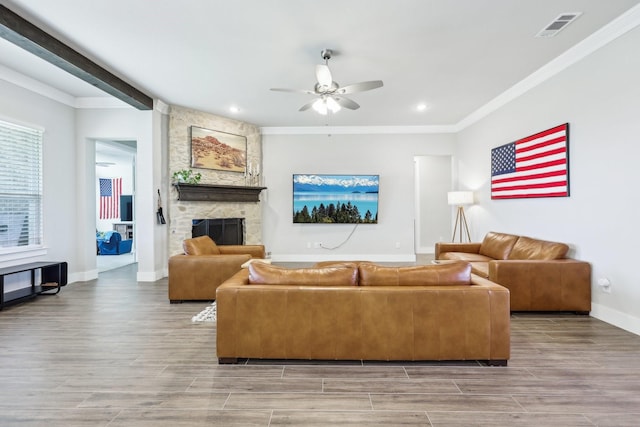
172,169,201,184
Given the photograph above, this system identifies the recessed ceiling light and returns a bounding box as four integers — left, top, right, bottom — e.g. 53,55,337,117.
229,106,240,113
416,103,428,112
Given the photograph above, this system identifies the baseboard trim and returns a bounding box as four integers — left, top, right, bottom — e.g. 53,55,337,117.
416,246,435,254
272,254,417,263
70,270,97,284
137,269,165,282
590,302,640,337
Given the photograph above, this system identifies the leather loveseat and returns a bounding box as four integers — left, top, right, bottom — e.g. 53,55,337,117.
168,236,265,303
435,231,591,313
216,261,511,365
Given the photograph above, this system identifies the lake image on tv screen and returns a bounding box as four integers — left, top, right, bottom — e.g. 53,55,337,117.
293,174,379,224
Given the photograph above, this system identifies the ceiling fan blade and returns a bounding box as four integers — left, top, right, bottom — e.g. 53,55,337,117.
299,100,315,112
271,88,316,95
336,80,384,95
315,64,333,88
334,96,360,110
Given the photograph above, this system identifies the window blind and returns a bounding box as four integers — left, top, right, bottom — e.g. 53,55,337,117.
0,119,43,248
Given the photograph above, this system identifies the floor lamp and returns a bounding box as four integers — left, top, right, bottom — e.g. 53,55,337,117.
448,191,473,243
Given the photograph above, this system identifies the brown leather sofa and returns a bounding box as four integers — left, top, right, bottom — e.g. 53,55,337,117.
216,261,511,365
168,236,265,303
435,231,591,313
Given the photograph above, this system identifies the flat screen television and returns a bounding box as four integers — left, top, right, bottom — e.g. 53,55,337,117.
120,195,133,221
293,174,379,224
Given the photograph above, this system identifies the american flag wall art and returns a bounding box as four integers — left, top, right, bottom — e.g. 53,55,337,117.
491,123,569,199
99,177,122,219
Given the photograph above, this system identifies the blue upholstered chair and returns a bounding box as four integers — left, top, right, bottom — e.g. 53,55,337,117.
97,230,132,255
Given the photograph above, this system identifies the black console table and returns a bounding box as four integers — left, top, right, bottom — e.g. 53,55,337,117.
0,261,68,310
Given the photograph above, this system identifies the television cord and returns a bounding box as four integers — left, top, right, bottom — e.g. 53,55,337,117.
319,223,359,250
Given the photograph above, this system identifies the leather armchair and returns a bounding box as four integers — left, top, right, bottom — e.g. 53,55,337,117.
168,236,265,303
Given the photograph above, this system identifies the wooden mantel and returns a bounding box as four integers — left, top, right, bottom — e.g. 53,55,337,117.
173,183,266,202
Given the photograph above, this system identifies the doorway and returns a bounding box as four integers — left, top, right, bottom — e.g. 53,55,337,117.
414,155,453,254
95,140,137,273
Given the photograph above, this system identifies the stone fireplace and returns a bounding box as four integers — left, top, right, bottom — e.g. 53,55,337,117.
168,188,264,256
168,105,263,256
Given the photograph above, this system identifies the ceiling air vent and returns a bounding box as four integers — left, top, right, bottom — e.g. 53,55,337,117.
535,12,582,38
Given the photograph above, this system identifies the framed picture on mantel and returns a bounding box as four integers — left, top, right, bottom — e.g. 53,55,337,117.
190,126,246,173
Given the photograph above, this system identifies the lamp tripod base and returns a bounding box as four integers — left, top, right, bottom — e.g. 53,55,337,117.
451,206,471,243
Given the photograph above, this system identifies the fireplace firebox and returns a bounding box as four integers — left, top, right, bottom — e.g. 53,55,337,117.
192,218,244,245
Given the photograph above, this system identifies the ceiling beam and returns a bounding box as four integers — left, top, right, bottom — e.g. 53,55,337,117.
0,5,153,110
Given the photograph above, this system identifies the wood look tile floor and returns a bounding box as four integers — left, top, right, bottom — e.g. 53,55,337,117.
2,264,640,426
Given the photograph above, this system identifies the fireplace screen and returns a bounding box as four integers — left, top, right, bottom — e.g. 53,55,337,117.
192,218,244,245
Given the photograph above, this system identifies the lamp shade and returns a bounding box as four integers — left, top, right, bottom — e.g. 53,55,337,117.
447,191,474,206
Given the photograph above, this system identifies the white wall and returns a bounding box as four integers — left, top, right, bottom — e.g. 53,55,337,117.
0,79,166,284
75,108,164,282
262,132,456,262
456,26,640,334
0,79,78,279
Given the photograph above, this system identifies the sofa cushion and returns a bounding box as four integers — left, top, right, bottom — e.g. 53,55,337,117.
248,262,358,286
440,252,494,262
313,261,372,268
508,236,569,260
470,262,489,278
359,262,471,286
183,236,221,255
478,232,519,260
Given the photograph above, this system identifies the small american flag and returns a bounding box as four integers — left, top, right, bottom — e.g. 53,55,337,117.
99,178,122,219
491,123,569,199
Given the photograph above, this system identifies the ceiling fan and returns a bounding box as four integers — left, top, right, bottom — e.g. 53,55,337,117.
270,49,383,115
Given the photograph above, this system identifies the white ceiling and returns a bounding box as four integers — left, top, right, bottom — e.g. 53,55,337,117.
1,0,639,128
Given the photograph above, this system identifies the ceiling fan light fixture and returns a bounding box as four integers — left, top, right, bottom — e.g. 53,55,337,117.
312,98,328,115
271,49,382,114
312,97,341,115
326,97,341,113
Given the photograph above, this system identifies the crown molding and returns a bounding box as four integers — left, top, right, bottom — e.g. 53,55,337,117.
0,63,142,110
264,4,640,136
455,3,640,131
260,125,457,135
2,4,639,128
0,64,140,110
74,97,132,109
0,4,153,110
154,99,171,114
0,63,75,107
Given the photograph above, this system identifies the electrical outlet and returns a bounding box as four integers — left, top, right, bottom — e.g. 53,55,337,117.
306,242,311,249
597,278,611,294
313,242,321,248
395,242,401,248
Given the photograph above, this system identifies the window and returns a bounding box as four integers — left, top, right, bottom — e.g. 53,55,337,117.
0,119,43,249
